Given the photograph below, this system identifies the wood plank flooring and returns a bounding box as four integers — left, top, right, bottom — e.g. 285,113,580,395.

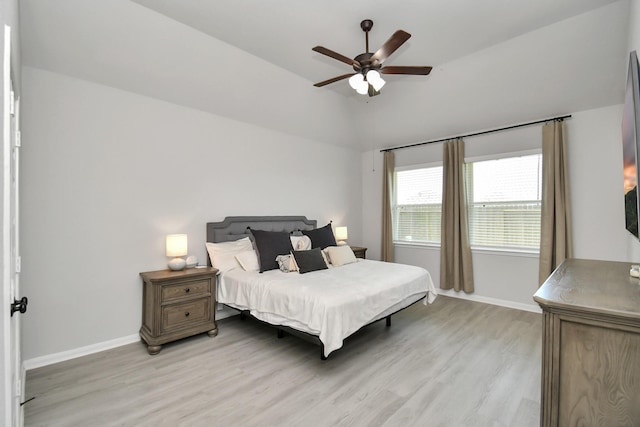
24,296,541,426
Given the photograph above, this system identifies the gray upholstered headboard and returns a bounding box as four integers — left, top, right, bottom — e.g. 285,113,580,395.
206,216,317,244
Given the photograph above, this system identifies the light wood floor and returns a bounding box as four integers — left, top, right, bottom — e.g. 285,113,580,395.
24,296,542,427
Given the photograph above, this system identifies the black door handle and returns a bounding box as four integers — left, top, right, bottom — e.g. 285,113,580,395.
10,296,28,316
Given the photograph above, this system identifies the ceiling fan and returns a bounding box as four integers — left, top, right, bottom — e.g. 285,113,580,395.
312,19,432,97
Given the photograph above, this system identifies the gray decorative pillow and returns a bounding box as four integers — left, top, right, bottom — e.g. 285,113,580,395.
250,229,294,273
292,248,329,274
302,223,337,249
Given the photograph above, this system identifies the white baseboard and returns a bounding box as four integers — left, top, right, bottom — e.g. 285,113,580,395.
23,333,141,371
437,289,542,313
24,308,240,371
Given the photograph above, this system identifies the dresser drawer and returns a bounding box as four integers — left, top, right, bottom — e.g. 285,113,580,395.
161,298,211,332
161,279,210,302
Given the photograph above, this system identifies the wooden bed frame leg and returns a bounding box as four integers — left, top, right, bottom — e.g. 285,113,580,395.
320,345,327,361
386,316,391,327
277,329,284,339
240,311,247,321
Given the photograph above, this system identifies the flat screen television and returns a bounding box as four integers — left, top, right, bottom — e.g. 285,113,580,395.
623,51,640,238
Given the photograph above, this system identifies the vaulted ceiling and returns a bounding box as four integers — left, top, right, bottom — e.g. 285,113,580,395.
20,0,629,151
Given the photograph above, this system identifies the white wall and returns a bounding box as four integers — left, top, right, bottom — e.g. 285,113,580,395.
19,0,359,151
567,105,639,261
362,104,630,310
20,67,362,361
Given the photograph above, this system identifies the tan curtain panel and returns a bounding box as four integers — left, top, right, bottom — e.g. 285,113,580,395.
381,151,395,262
440,139,474,292
539,120,573,285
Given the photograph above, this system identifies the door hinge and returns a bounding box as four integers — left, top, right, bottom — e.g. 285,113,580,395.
15,130,21,147
15,379,21,396
15,256,21,273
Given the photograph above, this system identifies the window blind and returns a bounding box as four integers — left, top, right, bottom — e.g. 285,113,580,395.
394,166,443,243
465,154,542,250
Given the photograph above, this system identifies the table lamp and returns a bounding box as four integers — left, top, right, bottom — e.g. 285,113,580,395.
335,226,348,245
166,234,188,270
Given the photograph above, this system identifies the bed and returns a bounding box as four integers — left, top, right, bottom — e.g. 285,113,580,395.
206,216,437,359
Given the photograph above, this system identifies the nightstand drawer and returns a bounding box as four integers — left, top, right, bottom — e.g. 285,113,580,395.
161,279,210,302
162,298,211,332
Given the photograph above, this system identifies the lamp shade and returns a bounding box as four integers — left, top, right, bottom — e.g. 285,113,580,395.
349,73,369,94
366,70,386,91
349,73,365,90
335,226,348,242
166,234,188,257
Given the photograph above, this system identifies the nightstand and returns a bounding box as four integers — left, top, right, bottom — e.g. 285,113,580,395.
139,267,218,355
350,246,367,259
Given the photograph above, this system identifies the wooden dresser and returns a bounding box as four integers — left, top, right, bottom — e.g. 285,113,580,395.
139,267,218,354
533,259,640,426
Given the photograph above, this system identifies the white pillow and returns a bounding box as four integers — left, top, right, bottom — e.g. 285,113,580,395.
205,237,253,272
325,245,357,267
321,248,332,265
290,235,301,249
276,254,298,272
290,235,312,251
235,250,260,272
297,235,312,250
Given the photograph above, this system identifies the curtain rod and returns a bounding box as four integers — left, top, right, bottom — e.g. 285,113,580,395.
379,114,572,153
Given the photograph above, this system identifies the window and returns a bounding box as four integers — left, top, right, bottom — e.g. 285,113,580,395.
465,153,542,251
394,165,442,244
392,152,542,252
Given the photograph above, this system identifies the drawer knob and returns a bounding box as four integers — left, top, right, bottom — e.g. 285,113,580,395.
185,288,190,293
185,312,190,317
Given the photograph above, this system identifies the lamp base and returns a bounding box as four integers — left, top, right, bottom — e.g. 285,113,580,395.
337,241,347,246
168,257,186,271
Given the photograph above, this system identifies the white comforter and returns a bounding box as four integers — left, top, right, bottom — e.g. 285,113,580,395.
218,259,437,356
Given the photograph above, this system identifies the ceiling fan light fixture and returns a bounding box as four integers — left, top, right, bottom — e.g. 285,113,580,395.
366,70,386,91
355,81,369,95
348,73,365,90
312,20,431,95
349,73,369,94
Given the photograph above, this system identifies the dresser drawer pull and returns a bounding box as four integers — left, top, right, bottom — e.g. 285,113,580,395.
185,288,190,293
185,311,190,317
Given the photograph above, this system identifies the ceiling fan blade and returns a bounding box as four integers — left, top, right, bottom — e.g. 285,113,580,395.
312,46,359,67
381,66,432,75
313,73,356,87
371,30,411,64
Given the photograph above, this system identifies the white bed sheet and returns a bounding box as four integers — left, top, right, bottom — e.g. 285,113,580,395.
218,259,437,356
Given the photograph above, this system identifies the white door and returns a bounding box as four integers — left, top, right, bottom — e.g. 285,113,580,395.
9,74,22,427
3,23,24,427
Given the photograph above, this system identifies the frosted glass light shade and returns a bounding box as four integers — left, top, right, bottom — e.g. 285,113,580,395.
166,234,188,257
335,226,348,245
349,73,369,94
366,70,386,91
349,73,365,90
